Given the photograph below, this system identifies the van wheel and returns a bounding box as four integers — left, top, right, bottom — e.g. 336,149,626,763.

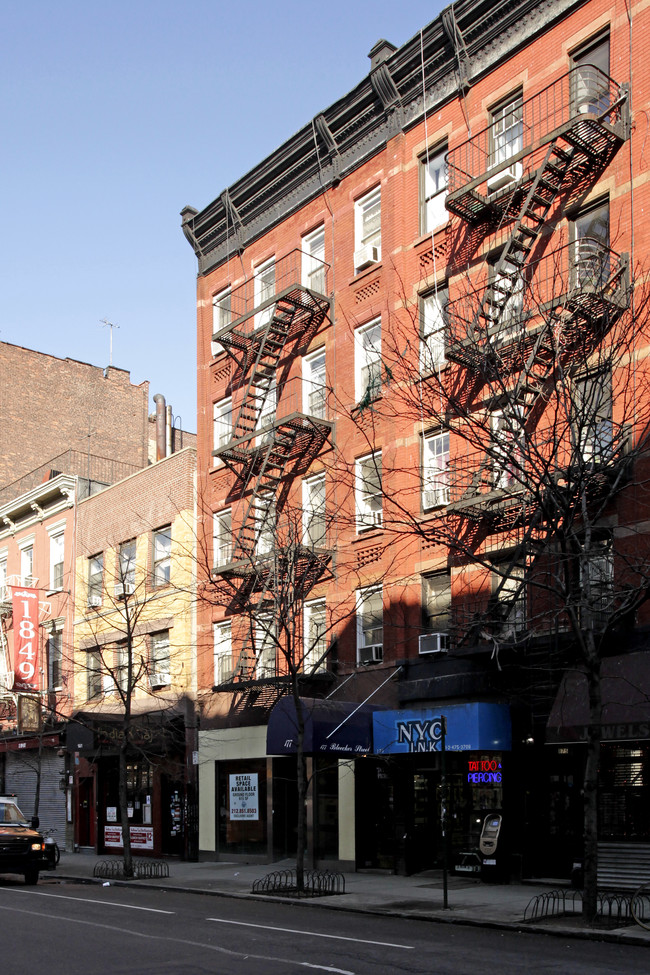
24,868,39,885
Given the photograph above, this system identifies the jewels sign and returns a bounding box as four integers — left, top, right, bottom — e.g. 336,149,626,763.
11,588,40,692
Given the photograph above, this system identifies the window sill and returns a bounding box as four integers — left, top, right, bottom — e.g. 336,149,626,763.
349,261,383,286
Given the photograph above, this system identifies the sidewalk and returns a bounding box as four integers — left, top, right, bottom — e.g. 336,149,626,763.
49,852,650,947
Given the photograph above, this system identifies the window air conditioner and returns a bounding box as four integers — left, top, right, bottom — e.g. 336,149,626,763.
149,672,171,689
88,594,102,608
114,582,135,598
423,486,450,510
354,244,381,272
487,161,523,194
361,509,383,528
360,644,383,664
419,632,448,655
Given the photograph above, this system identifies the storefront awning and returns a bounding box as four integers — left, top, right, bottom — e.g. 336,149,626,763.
372,702,511,754
266,696,379,756
547,652,650,743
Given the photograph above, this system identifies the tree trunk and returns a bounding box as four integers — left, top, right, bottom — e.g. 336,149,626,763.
582,656,601,923
118,736,134,878
294,693,307,892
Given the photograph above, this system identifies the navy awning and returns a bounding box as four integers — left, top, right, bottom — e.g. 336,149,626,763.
266,696,378,756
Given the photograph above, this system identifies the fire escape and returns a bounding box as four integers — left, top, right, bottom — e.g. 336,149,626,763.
211,249,333,708
443,66,630,650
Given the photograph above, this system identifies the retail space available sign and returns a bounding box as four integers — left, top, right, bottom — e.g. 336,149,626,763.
229,773,259,821
373,703,512,755
104,826,154,850
11,587,40,692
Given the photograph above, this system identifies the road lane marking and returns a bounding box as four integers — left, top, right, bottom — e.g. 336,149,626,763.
8,888,174,914
0,903,357,974
206,916,414,949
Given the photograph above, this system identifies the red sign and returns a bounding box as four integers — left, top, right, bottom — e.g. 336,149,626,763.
11,587,40,692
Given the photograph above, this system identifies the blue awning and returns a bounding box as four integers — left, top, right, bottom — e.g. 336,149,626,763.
267,696,378,756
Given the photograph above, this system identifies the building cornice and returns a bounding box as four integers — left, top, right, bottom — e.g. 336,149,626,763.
0,474,77,540
181,0,588,277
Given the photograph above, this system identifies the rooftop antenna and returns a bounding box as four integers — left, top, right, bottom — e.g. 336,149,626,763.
99,318,119,367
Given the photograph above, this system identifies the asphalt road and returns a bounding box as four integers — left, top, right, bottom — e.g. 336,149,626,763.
0,877,647,974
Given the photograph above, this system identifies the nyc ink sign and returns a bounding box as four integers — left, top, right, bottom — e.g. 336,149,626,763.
373,703,511,755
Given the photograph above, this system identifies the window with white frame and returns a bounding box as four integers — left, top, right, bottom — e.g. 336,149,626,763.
422,432,450,509
420,146,447,234
303,473,326,548
303,348,326,419
492,409,525,490
355,318,382,402
150,631,171,686
47,623,63,691
488,92,523,191
421,573,451,654
88,553,103,607
211,286,231,357
87,650,103,700
152,526,171,587
213,508,233,567
420,288,447,373
0,553,7,602
356,452,382,530
354,187,381,271
572,33,610,116
302,226,326,293
304,599,327,673
213,620,233,685
255,615,277,678
49,530,64,591
107,641,129,695
489,253,524,335
572,199,610,291
118,540,136,596
254,258,276,327
255,494,276,556
19,540,34,587
257,377,277,438
213,397,232,457
357,587,383,664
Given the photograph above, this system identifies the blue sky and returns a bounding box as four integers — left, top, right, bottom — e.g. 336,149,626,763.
1,1,444,431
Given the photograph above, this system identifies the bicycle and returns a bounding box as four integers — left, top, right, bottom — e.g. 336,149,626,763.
630,881,650,930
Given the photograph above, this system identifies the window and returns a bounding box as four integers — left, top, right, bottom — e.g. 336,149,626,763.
213,509,233,567
213,397,232,456
87,650,103,700
421,573,451,653
420,289,447,373
575,373,613,463
493,565,526,637
213,621,233,685
254,258,276,327
488,92,523,192
572,199,610,290
304,599,327,673
354,187,381,271
211,287,231,357
152,526,171,586
257,377,277,436
355,318,382,402
572,34,610,116
357,587,383,664
420,146,447,234
489,253,524,336
255,493,275,556
49,531,64,591
492,409,525,490
115,642,129,694
255,615,277,678
422,432,450,509
580,538,613,629
150,631,171,687
47,625,63,691
20,542,34,587
356,452,382,530
303,473,326,547
303,348,327,419
118,540,136,596
0,553,7,602
88,554,103,607
302,226,326,293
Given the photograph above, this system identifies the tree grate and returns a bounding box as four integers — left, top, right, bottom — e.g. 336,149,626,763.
524,888,639,927
251,869,345,898
93,858,170,880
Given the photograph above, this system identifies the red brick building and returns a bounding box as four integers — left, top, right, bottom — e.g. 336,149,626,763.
185,0,650,883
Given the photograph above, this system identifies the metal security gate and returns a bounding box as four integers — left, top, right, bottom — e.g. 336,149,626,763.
4,747,66,843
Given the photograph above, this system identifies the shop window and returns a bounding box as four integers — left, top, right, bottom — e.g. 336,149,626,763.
354,187,381,272
357,586,383,664
152,526,171,587
420,145,447,234
356,452,382,531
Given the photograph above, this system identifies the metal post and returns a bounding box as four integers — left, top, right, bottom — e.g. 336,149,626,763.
440,715,449,910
